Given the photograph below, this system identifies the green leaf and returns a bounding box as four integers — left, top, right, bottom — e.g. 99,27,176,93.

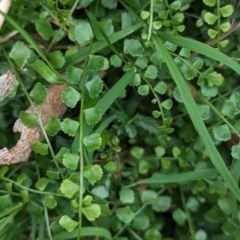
83,195,93,206
220,22,231,32
132,215,149,230
203,0,216,6
0,166,9,177
45,117,61,136
82,204,101,221
79,0,95,7
74,21,93,44
140,10,150,20
9,41,31,68
134,115,158,134
124,39,144,57
27,201,43,218
138,85,149,96
32,141,49,155
119,188,135,204
85,76,104,98
66,66,82,85
35,178,48,191
83,133,102,151
135,56,148,69
179,48,190,58
59,215,78,232
169,1,181,10
30,82,47,105
61,118,79,137
101,0,117,9
152,196,171,212
219,40,229,48
207,29,218,39
141,190,158,204
212,125,231,141
92,185,109,198
221,100,236,119
144,65,158,79
161,99,173,110
152,111,161,118
219,5,234,18
130,146,144,159
158,10,169,19
44,195,57,209
87,55,109,71
47,51,66,69
172,208,186,225
154,82,167,95
153,21,162,30
145,229,162,240
61,86,81,108
164,41,177,52
100,204,112,217
60,179,78,198
35,18,53,41
186,196,199,212
84,107,102,125
19,111,37,128
221,220,236,235
154,146,165,158
129,73,141,86
83,164,103,185
46,170,60,180
98,19,114,39
206,71,224,87
110,54,122,67
104,161,117,172
116,206,134,223
62,153,79,170
59,0,70,4
194,229,207,240
198,105,210,120
231,145,240,160
204,12,218,25
218,197,232,215
32,60,65,84
150,51,164,65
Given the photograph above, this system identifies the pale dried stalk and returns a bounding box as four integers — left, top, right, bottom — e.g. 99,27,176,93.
0,72,67,165
0,0,12,29
0,71,16,101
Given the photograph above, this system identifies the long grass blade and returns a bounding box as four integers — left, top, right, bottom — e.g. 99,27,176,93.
152,33,240,202
125,169,218,188
0,11,48,63
158,32,240,75
52,227,112,240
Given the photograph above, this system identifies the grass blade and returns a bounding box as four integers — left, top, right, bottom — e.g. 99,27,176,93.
158,32,240,75
52,227,112,240
0,11,48,63
125,169,218,188
71,71,135,153
152,33,240,202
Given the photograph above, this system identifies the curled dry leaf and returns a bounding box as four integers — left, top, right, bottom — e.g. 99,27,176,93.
0,71,68,165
